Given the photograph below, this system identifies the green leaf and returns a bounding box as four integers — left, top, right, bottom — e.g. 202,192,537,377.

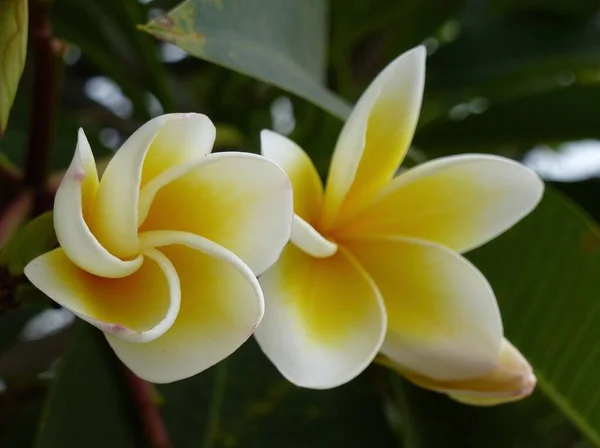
416,7,600,139
0,0,27,137
392,376,585,448
0,212,56,276
455,188,600,445
142,0,351,120
35,323,140,448
158,339,396,448
329,0,464,98
415,85,600,154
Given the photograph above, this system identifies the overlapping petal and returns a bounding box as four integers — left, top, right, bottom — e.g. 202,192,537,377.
338,155,544,253
108,230,263,383
289,215,337,258
255,244,386,389
90,113,215,259
321,46,426,230
139,152,293,276
24,248,180,343
386,338,536,406
53,129,142,278
344,236,502,381
261,130,323,223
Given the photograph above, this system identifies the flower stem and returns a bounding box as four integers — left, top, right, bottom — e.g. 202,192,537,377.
24,1,61,214
122,366,173,448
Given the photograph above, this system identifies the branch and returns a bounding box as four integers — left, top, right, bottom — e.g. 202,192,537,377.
0,164,21,187
122,366,173,448
0,190,32,249
23,1,61,214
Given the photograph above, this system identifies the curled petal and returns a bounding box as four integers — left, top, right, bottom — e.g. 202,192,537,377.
54,129,142,278
255,245,386,389
139,152,293,276
321,46,426,229
260,129,323,223
91,113,215,259
24,248,180,343
339,154,544,253
383,338,536,406
109,230,264,383
141,113,215,184
290,215,337,258
345,236,503,381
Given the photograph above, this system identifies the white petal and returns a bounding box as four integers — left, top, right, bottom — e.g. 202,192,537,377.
24,247,180,343
290,215,337,258
255,245,386,389
91,113,215,259
54,129,142,278
260,129,324,223
384,338,536,406
339,154,544,253
108,230,264,383
321,46,426,229
139,152,293,276
345,236,503,380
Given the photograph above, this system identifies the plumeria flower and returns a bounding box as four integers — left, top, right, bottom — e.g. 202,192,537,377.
24,113,293,383
255,45,544,402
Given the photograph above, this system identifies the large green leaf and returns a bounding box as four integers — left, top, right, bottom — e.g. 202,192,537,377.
35,323,140,448
0,0,27,137
329,0,464,98
417,4,600,134
415,84,600,154
142,0,351,119
158,339,396,448
425,15,600,100
444,188,600,445
392,377,586,448
382,188,600,447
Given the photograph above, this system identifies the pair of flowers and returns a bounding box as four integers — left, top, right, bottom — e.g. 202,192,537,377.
25,46,542,405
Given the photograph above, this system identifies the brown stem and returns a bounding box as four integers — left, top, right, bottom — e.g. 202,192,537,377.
0,165,21,187
24,1,60,214
0,190,33,248
122,366,173,448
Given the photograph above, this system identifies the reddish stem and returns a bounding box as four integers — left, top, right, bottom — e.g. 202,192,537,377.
24,2,60,214
0,190,33,248
122,366,173,448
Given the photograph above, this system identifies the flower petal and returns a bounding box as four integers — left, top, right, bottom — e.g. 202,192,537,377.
90,113,215,259
290,215,337,258
54,129,142,278
260,130,323,223
255,244,386,389
141,113,215,185
339,155,544,253
139,152,293,276
23,247,180,343
321,46,426,229
108,230,264,383
383,338,536,406
446,339,536,406
345,236,502,381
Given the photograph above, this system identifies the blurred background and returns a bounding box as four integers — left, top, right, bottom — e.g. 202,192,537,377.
2,0,600,446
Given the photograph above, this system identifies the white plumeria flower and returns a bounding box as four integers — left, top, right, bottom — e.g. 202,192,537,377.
255,45,544,400
24,113,293,383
